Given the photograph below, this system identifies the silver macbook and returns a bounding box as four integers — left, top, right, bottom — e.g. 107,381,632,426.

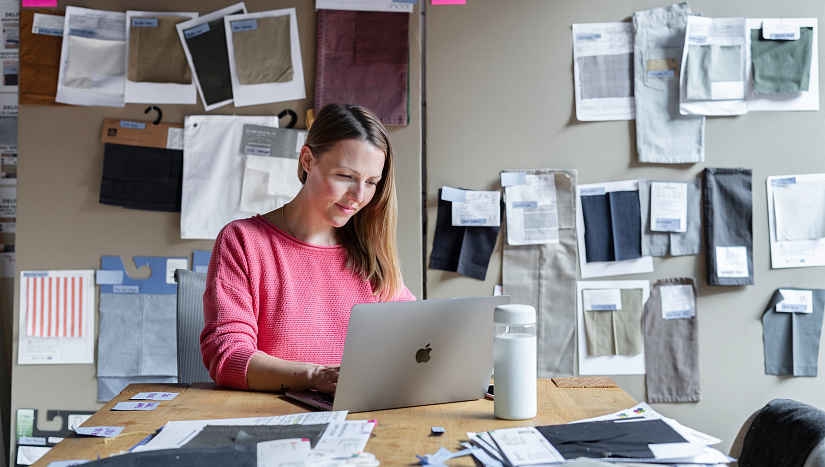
286,295,510,413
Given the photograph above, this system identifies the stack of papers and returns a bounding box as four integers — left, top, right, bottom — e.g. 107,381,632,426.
465,403,733,466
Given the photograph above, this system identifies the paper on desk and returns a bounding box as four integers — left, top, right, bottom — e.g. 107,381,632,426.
45,461,90,467
135,411,348,451
16,446,51,466
313,420,375,458
112,401,159,411
489,427,564,465
441,187,500,227
257,438,311,467
130,392,179,401
504,173,559,245
466,432,506,464
572,22,635,121
75,426,124,437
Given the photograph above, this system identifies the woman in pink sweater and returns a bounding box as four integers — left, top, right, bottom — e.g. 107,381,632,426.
201,104,415,394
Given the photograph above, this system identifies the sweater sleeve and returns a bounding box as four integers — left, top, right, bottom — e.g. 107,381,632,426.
200,224,262,390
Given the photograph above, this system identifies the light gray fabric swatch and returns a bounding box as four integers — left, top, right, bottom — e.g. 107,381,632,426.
639,178,702,256
633,2,705,163
686,44,742,100
644,277,700,403
762,288,825,377
578,53,634,99
773,181,825,242
503,169,577,378
97,293,178,401
703,167,753,286
583,288,644,357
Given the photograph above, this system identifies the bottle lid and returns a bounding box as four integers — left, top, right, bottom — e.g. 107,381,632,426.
494,304,536,325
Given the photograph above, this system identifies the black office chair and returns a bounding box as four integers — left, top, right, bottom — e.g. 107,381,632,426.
729,399,825,467
174,269,212,384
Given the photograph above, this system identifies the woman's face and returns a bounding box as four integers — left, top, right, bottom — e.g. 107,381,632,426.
301,139,386,228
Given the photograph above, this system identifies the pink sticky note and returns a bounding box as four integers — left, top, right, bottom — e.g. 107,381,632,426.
432,0,465,4
23,0,58,6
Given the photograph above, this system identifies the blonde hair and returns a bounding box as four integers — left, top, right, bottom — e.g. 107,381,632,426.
300,104,403,301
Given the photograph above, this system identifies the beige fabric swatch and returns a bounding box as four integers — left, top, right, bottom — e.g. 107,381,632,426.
583,288,644,357
128,16,191,84
231,15,292,85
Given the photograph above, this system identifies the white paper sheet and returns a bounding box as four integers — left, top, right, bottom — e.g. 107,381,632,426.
650,182,687,233
315,0,413,13
746,18,819,112
577,280,648,376
124,11,198,105
776,289,813,313
443,188,500,227
488,427,564,465
0,0,18,94
504,173,559,245
313,420,375,458
55,6,126,107
576,180,653,279
572,22,634,121
767,174,825,268
17,270,95,364
660,284,695,320
679,16,748,116
224,9,306,107
257,439,311,467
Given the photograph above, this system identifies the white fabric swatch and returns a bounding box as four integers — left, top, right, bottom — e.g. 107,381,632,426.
239,154,302,214
774,181,825,241
65,36,125,93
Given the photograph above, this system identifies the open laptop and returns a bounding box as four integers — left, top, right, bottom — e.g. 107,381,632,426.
286,295,510,413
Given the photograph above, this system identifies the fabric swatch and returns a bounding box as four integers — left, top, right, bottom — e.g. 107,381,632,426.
686,44,743,100
643,277,700,403
762,288,825,377
19,10,64,105
581,190,642,263
579,53,634,99
183,11,241,106
64,35,125,92
128,16,191,84
752,27,813,94
639,178,702,256
583,288,644,357
536,419,686,459
99,143,183,212
239,154,302,214
773,180,825,242
231,15,293,85
703,167,753,286
184,425,328,449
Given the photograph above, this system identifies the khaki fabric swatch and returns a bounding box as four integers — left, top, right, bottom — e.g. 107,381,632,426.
231,16,292,85
19,10,64,105
128,16,192,84
583,289,644,357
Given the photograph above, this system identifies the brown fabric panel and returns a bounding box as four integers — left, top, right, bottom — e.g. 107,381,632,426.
231,15,292,85
19,10,65,106
128,16,191,84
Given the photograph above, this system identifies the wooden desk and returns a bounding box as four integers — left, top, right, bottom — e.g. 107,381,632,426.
33,379,636,466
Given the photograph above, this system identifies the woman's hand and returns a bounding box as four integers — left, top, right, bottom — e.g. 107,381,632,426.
309,364,340,394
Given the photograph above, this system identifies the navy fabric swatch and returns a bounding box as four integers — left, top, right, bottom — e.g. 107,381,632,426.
610,190,642,261
100,143,183,212
430,191,500,280
581,193,613,262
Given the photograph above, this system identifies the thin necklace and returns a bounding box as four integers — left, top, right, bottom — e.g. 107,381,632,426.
281,204,297,238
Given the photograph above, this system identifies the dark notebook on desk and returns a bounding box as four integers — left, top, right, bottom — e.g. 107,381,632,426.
286,295,510,413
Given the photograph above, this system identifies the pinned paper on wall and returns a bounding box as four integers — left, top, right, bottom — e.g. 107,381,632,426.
441,186,500,227
766,173,825,269
572,22,635,121
17,270,95,364
503,173,559,245
432,0,465,4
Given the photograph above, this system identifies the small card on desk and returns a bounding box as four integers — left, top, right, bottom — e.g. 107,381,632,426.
552,376,618,389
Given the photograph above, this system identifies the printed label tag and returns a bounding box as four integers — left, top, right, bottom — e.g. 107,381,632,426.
119,121,146,130
582,289,622,311
184,23,210,39
580,187,606,196
75,426,125,438
112,401,159,411
130,392,179,401
131,18,158,28
231,19,258,32
660,284,695,320
777,289,813,313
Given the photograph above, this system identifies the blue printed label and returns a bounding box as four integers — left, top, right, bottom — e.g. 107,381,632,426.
231,19,258,32
648,70,674,78
113,285,140,294
512,201,538,209
393,0,418,3
576,33,602,41
689,35,707,43
68,28,95,38
580,187,606,196
120,121,146,130
244,145,271,157
590,304,617,311
23,271,48,278
664,309,693,319
771,177,797,186
184,23,210,39
36,27,63,36
655,218,681,231
769,33,796,39
462,219,486,225
132,17,158,28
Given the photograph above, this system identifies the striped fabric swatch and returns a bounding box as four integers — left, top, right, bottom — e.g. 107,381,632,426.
24,273,86,337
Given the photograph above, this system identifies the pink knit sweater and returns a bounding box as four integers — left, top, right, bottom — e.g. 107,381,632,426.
200,215,415,389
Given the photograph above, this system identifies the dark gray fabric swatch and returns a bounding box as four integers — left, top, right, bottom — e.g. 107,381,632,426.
183,424,328,448
739,399,825,467
184,11,242,106
762,288,825,377
77,445,257,466
703,167,753,286
581,193,613,262
536,419,686,459
100,143,183,212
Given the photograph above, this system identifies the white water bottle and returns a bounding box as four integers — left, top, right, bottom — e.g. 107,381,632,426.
493,304,537,420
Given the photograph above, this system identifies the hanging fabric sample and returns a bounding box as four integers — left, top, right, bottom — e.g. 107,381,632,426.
678,16,748,116
751,25,813,94
19,10,64,105
181,115,279,239
762,288,825,377
315,9,408,125
176,3,247,111
703,167,753,286
644,277,700,403
502,169,577,377
633,2,705,163
225,9,306,107
124,11,197,105
430,189,500,280
96,256,187,402
638,178,702,256
238,126,306,214
56,6,127,107
766,174,825,269
99,118,184,212
572,22,635,121
582,288,644,357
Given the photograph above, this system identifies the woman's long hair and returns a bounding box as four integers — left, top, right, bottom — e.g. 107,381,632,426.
299,104,403,301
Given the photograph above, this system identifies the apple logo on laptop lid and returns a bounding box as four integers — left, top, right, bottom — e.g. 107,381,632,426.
415,343,432,363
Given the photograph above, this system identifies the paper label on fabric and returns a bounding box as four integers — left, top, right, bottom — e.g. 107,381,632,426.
646,58,678,72
451,190,501,227
112,285,139,294
120,121,146,130
505,173,559,245
131,17,158,28
231,19,258,32
68,28,95,38
95,270,123,285
166,259,188,284
650,182,688,233
32,13,64,36
711,81,745,100
18,436,46,446
441,186,466,202
240,124,280,157
715,246,749,278
763,20,800,40
580,187,605,196
75,426,124,438
648,70,674,78
112,401,158,411
512,201,538,208
295,131,307,152
184,23,210,39
771,177,797,186
582,289,622,311
131,392,179,401
166,128,184,150
500,172,526,187
777,289,813,313
660,284,695,319
257,439,312,467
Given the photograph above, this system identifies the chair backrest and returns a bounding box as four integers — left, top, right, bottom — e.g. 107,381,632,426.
174,269,212,384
